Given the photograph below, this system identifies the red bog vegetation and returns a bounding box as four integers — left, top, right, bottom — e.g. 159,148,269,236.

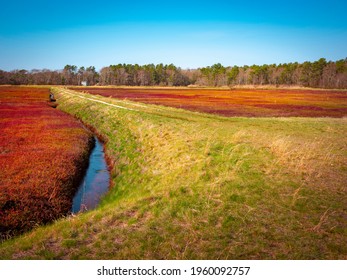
76,87,347,118
0,86,92,239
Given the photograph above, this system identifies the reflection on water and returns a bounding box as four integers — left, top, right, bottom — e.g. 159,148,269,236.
72,136,110,213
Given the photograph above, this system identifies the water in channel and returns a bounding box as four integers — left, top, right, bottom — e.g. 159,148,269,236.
72,136,110,213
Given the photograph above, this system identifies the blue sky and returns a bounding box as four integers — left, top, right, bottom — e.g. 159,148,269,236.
1,0,346,71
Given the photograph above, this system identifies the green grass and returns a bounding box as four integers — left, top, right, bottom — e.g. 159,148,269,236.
0,87,346,259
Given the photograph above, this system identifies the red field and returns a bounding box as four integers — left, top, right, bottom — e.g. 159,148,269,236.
0,86,92,238
75,87,347,118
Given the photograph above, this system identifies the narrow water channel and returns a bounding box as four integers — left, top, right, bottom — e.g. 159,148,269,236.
72,136,110,213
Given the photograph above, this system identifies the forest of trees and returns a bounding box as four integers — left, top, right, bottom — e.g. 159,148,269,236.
1,58,347,88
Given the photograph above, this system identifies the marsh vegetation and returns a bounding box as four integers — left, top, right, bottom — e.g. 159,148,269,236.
1,87,345,259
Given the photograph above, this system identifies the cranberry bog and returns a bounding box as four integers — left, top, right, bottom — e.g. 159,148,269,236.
73,87,347,118
0,86,92,239
1,87,346,259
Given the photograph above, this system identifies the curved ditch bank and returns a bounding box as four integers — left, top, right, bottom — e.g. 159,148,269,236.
72,136,110,213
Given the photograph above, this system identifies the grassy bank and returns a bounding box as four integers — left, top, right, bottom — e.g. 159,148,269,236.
0,87,346,259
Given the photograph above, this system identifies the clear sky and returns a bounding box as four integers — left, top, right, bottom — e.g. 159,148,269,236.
1,0,346,71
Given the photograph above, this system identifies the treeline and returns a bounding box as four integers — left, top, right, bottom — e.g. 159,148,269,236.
1,58,347,88
196,58,347,88
99,63,190,86
0,65,99,86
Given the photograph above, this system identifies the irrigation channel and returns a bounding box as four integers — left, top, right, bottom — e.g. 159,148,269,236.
72,136,110,213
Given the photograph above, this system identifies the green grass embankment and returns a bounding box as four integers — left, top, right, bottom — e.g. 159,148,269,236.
0,87,346,259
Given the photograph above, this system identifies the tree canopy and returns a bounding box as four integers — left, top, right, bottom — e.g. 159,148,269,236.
1,58,346,88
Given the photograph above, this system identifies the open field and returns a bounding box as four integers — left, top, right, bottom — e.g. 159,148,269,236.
0,86,93,239
73,87,347,118
0,87,346,259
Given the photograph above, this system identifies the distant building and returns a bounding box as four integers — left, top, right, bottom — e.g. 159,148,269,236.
81,81,88,86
